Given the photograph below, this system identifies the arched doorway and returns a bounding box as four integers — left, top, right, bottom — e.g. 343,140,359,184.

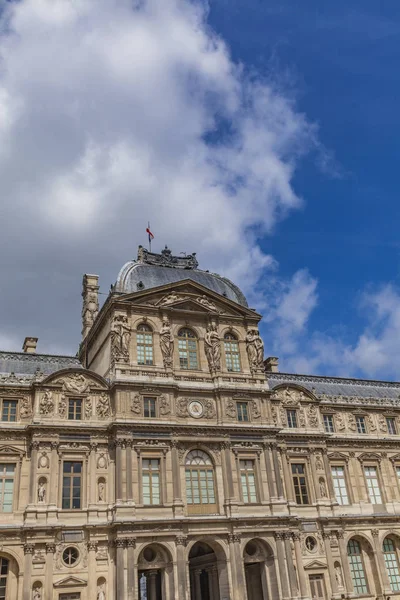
189,542,220,600
243,539,278,600
137,544,172,600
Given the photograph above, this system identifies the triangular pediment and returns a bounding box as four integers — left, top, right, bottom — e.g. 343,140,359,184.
117,279,259,318
304,560,327,570
54,576,87,588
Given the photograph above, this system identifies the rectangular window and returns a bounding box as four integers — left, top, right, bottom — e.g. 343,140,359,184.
1,400,17,422
240,460,257,503
331,465,349,505
387,417,397,435
0,464,15,512
356,416,366,434
62,462,82,509
291,463,309,505
287,409,297,428
143,397,156,418
68,399,82,421
237,402,249,422
364,466,382,504
323,414,335,433
142,459,160,505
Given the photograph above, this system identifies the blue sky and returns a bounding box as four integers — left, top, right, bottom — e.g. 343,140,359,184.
1,0,400,379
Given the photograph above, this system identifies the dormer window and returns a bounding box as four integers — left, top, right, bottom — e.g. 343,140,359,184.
178,328,198,370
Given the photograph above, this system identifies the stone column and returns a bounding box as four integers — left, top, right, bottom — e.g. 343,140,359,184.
280,449,294,502
115,440,124,503
126,539,136,600
371,529,387,595
293,533,309,599
22,544,34,600
87,542,97,599
194,569,202,600
322,449,336,501
272,444,284,498
228,533,245,600
322,532,339,597
89,443,97,505
126,441,133,502
337,531,353,594
222,442,235,501
210,566,219,600
171,441,182,503
44,543,55,600
28,442,39,504
49,443,58,505
148,569,158,600
264,443,277,499
274,533,290,599
284,533,298,598
115,539,126,598
176,536,188,599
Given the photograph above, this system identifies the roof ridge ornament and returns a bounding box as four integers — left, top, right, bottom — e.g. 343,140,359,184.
137,245,198,270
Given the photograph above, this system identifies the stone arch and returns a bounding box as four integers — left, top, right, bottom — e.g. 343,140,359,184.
137,542,174,600
270,383,317,403
220,326,242,339
347,535,381,597
41,367,109,390
132,316,157,331
187,539,230,600
243,538,278,600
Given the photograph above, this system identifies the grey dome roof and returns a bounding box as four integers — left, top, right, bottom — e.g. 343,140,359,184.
115,246,248,307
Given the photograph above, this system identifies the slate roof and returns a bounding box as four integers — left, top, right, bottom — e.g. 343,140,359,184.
267,372,400,400
115,246,248,307
0,351,82,378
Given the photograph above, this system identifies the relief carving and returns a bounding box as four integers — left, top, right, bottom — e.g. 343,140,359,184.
271,387,306,406
158,291,188,306
61,374,90,394
159,395,171,416
20,396,32,418
159,318,174,369
226,400,237,419
39,391,54,416
347,414,357,432
85,399,92,419
280,407,287,427
271,405,278,426
335,413,346,432
251,400,261,419
196,295,218,312
58,396,67,418
378,414,387,433
367,414,377,432
246,328,264,372
131,394,141,415
38,451,49,469
298,408,306,427
111,315,130,363
176,398,188,418
204,323,221,372
96,393,111,418
307,404,319,428
203,399,216,419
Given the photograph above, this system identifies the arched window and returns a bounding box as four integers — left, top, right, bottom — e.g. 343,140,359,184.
0,557,9,599
383,538,400,591
347,539,368,595
137,324,153,366
224,332,241,372
185,450,216,514
178,328,198,370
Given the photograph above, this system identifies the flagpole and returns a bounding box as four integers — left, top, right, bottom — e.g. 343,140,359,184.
148,221,152,252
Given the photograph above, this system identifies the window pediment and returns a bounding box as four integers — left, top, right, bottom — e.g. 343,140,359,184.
0,445,24,457
54,576,87,588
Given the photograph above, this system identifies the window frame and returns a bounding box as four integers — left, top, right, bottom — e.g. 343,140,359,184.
356,415,367,434
67,398,82,421
331,464,350,505
0,399,17,423
143,397,157,419
136,323,154,366
323,414,335,433
0,557,9,600
61,460,83,510
184,449,217,515
383,537,400,592
363,464,383,504
387,417,397,435
223,332,241,373
177,328,199,371
142,457,161,506
236,401,249,422
347,539,369,595
239,458,258,504
291,462,310,505
287,409,298,429
0,462,16,513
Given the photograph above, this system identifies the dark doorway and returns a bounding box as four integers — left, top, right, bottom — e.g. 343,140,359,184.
245,562,264,600
138,570,162,600
189,542,220,600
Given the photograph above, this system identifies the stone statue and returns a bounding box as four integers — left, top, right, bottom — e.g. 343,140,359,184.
98,481,105,502
38,481,46,503
196,295,218,311
204,324,221,372
159,318,174,369
159,291,180,306
96,394,111,418
245,329,264,372
97,584,106,600
319,479,327,498
111,315,131,363
335,564,344,588
32,587,42,600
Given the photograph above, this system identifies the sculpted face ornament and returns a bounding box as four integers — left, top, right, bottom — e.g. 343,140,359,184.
188,400,204,418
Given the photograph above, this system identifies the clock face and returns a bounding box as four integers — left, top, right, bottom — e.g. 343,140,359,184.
188,400,204,418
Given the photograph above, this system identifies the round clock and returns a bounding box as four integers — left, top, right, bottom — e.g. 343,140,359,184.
188,400,204,418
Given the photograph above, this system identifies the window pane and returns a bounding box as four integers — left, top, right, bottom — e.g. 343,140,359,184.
348,540,368,594
387,418,397,435
1,401,17,422
287,410,297,428
324,415,335,433
383,538,400,592
364,466,382,504
62,462,82,509
0,464,15,512
237,402,249,422
137,327,154,366
224,336,241,372
332,466,349,505
356,416,366,434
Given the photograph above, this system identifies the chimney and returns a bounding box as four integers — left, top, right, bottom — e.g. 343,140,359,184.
23,337,38,354
264,356,279,373
82,274,99,339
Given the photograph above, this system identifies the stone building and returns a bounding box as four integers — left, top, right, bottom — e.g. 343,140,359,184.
1,245,400,600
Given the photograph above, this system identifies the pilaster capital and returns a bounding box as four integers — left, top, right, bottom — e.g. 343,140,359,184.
171,438,179,448
176,536,188,547
274,532,285,541
115,439,127,449
322,531,331,541
114,538,127,548
292,532,301,542
90,442,98,452
126,538,136,548
30,441,40,452
336,530,344,540
371,529,379,538
221,441,231,450
24,543,35,554
87,542,98,552
227,533,241,544
45,543,56,554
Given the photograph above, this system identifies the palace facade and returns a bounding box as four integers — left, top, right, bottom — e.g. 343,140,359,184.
1,246,400,600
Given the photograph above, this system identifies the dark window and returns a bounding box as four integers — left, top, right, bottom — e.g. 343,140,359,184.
62,462,82,509
1,400,17,422
323,414,335,433
62,547,79,566
292,463,309,504
0,557,9,600
356,416,366,434
387,418,397,435
287,409,297,428
237,402,249,422
144,397,156,418
68,399,82,421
